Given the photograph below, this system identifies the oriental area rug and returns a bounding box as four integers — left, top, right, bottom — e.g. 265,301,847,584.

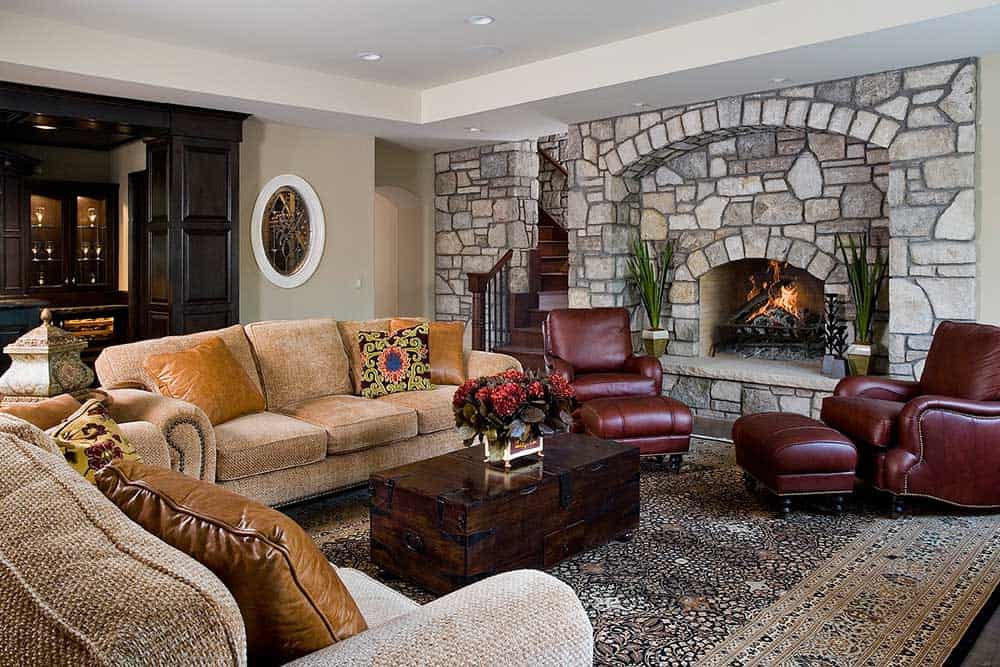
286,440,1000,666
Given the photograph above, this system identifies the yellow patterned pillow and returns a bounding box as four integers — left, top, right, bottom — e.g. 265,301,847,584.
51,398,141,483
358,323,431,398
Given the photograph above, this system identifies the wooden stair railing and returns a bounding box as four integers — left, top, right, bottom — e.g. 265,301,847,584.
468,249,514,352
538,147,568,176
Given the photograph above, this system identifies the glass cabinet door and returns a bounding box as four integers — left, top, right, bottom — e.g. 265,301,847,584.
28,193,65,289
75,195,109,287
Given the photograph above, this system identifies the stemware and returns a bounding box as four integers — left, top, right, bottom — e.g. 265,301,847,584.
81,241,91,258
45,241,55,258
33,207,44,227
87,207,97,227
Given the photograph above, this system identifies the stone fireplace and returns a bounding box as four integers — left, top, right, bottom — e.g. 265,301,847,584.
562,59,978,419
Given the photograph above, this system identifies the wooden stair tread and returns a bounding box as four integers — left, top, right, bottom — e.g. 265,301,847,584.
494,344,545,355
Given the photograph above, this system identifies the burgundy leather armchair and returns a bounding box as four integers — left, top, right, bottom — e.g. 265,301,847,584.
821,321,1000,511
542,307,662,403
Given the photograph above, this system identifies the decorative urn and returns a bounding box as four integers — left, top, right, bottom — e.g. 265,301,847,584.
0,309,94,404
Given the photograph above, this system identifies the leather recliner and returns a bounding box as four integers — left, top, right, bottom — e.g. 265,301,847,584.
821,321,1000,510
542,307,662,402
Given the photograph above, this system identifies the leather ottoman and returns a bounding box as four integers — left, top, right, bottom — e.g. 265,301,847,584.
732,412,857,515
578,396,692,472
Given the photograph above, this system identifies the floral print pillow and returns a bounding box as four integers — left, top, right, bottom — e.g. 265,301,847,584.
358,323,431,398
51,398,140,483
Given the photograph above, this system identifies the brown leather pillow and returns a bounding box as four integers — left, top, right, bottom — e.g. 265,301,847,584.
391,318,466,386
142,336,265,425
0,393,82,430
95,460,368,665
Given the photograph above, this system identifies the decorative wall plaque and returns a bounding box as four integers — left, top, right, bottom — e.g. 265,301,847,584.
251,175,325,288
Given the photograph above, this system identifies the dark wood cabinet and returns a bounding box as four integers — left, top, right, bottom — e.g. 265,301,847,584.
24,180,118,295
0,150,37,297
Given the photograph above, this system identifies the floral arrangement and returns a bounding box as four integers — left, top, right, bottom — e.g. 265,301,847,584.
453,369,576,448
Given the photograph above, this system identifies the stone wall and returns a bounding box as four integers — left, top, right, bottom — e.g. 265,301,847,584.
666,374,832,420
434,141,539,321
564,59,978,379
644,128,890,357
538,134,568,225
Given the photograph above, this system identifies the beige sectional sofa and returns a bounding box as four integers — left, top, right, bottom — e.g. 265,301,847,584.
0,416,594,666
94,318,520,506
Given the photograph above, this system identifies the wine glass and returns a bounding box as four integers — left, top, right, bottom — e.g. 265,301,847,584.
34,207,44,227
89,272,97,284
45,241,55,259
81,241,90,258
37,272,45,286
31,242,39,258
95,242,103,258
87,207,97,227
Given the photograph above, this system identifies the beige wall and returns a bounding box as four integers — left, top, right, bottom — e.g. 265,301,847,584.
980,53,1000,325
240,119,375,322
373,191,399,317
374,139,436,317
107,140,145,291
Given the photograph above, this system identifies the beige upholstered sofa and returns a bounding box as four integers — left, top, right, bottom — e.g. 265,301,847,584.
94,319,520,506
0,416,594,666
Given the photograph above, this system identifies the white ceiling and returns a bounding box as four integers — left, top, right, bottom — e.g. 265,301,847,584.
0,0,777,88
1,0,1000,150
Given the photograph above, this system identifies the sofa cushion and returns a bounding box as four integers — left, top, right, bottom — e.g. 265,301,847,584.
214,411,328,482
0,428,246,666
280,395,418,455
571,372,658,403
378,386,457,435
95,324,263,395
336,319,392,394
244,318,353,410
0,393,81,430
821,396,905,448
96,461,367,665
336,567,419,628
391,318,466,386
358,324,432,398
143,337,266,426
52,398,141,483
920,321,1000,401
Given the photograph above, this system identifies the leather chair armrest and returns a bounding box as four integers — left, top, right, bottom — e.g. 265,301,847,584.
285,570,594,666
833,376,921,401
104,388,217,482
622,355,664,394
898,395,1000,455
547,355,575,383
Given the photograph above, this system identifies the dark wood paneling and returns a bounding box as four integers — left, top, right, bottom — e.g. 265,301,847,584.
181,226,230,303
147,143,169,222
146,227,169,304
182,310,230,333
127,170,147,341
182,145,230,221
146,310,170,339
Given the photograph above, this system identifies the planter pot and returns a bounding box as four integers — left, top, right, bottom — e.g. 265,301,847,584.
642,329,670,357
821,354,849,379
846,343,873,376
483,436,544,470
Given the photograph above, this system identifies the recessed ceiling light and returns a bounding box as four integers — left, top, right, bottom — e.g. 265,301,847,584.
356,52,382,61
33,124,57,131
466,45,504,57
466,15,495,25
632,102,649,108
769,77,791,84
466,127,482,133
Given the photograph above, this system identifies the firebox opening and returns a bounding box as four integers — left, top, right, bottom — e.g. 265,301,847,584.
699,259,825,361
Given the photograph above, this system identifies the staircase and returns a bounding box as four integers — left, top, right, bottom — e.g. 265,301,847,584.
494,208,568,373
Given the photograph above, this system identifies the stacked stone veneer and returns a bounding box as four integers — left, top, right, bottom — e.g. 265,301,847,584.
645,127,890,357
434,141,539,321
564,59,978,380
538,134,568,226
666,374,834,421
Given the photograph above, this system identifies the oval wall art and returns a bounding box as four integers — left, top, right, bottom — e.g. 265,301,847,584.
251,174,325,288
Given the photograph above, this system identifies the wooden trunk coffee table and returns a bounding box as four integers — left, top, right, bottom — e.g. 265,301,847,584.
369,433,639,594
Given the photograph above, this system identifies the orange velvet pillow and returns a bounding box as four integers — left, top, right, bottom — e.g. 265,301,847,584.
391,318,466,386
142,337,265,425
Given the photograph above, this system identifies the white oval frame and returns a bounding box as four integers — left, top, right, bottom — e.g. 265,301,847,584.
251,174,325,289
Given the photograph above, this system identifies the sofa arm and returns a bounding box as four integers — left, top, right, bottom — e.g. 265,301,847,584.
622,354,663,394
833,376,921,401
104,389,217,482
287,570,593,666
465,350,522,378
887,395,1000,505
118,421,172,469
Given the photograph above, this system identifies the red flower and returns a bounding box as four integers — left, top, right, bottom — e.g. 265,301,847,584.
528,381,545,398
548,373,575,399
453,378,478,407
491,382,527,417
475,387,493,404
499,369,525,382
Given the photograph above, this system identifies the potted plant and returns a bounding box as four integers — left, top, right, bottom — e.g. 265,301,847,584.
626,237,675,357
453,370,576,469
838,233,887,376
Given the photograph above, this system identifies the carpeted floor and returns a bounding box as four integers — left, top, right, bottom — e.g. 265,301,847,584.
285,439,1000,666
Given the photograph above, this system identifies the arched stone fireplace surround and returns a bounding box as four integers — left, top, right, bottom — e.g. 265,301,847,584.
564,59,978,382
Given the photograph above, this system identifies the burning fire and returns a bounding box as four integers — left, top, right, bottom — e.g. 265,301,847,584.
744,261,804,322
